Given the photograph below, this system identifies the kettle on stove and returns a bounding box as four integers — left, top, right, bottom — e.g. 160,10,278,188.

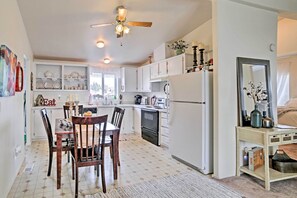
134,95,142,104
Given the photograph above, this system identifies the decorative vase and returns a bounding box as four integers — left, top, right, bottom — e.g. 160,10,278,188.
176,49,183,55
250,104,262,128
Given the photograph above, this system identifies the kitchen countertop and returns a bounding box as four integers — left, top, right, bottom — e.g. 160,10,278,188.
32,104,169,112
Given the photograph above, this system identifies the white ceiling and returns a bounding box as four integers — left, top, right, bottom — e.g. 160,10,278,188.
17,0,212,66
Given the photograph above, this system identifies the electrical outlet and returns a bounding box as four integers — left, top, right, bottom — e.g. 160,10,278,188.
15,145,22,158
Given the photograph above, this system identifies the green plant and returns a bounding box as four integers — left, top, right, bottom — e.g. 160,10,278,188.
168,40,189,51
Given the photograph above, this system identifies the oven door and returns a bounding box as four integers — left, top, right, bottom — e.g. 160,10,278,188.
141,109,159,131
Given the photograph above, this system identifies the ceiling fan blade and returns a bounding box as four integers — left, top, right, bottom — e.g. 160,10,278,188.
90,23,113,28
127,21,152,27
118,7,127,21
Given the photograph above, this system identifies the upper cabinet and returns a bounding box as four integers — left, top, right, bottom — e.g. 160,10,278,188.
150,53,193,80
64,65,88,90
35,63,62,90
138,65,152,92
121,67,137,92
35,62,89,91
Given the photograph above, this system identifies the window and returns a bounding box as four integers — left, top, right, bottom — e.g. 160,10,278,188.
90,72,117,98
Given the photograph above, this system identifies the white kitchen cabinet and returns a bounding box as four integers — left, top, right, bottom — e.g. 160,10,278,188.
150,62,159,79
167,54,184,76
32,109,52,140
137,65,151,92
158,60,168,78
121,67,137,92
35,62,89,91
142,65,151,92
97,107,113,121
134,107,142,134
160,112,169,148
149,54,193,80
137,67,143,92
121,107,134,134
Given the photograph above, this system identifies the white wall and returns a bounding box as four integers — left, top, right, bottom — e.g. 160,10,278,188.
277,18,297,56
0,0,33,196
182,19,213,62
212,0,278,178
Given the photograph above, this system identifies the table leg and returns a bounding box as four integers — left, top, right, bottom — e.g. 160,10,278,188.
264,136,270,190
236,129,241,176
56,134,62,189
112,132,119,180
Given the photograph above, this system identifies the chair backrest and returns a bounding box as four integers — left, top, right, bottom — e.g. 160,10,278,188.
71,115,108,162
111,107,125,129
63,105,83,119
40,108,54,148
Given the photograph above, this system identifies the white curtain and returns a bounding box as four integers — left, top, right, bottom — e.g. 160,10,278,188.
277,60,290,106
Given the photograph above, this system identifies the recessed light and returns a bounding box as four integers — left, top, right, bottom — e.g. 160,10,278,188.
103,58,110,64
96,41,105,48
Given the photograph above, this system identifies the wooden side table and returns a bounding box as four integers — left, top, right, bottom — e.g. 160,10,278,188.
236,126,297,190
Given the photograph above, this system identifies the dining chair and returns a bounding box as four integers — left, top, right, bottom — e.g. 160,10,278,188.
71,115,108,197
63,105,83,119
105,107,125,166
40,108,73,176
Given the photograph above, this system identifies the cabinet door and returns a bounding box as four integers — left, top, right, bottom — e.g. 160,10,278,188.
167,55,184,76
133,108,141,134
142,65,151,92
137,67,143,92
158,60,168,77
97,107,113,122
33,109,52,140
121,107,134,134
150,63,159,79
121,67,137,92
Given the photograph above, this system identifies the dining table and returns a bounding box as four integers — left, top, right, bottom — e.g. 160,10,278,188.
54,118,120,189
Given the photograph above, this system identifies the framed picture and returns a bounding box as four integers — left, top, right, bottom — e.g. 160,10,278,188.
0,45,17,97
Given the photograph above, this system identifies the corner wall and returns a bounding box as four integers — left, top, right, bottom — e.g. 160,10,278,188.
0,0,33,196
212,0,277,178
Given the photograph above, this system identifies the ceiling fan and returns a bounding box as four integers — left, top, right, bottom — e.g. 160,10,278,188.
90,6,152,38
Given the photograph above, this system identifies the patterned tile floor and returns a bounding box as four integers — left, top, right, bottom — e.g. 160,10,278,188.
7,134,194,198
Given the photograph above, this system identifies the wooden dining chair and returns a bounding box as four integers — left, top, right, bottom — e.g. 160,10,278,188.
105,107,125,166
71,115,108,197
40,108,73,176
63,105,83,119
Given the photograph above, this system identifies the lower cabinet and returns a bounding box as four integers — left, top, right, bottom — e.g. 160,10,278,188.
98,106,134,134
160,112,169,148
134,107,142,134
32,108,64,140
121,107,134,134
32,109,50,140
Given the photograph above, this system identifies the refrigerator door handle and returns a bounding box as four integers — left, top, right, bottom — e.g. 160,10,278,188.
170,100,205,104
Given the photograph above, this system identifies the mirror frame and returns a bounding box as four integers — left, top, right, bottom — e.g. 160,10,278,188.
237,57,273,126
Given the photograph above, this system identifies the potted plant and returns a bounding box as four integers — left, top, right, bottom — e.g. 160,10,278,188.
168,40,189,55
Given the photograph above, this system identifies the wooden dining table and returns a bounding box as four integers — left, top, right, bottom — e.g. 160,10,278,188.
54,118,120,189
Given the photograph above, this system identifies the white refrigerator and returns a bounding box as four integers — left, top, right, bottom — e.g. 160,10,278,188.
168,71,213,174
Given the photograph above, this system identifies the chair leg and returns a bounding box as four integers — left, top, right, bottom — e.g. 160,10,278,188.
117,142,120,166
101,163,106,193
68,151,70,163
75,165,79,198
72,158,75,180
97,165,99,177
47,150,53,176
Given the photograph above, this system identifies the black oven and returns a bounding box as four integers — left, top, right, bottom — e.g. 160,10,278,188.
141,109,160,146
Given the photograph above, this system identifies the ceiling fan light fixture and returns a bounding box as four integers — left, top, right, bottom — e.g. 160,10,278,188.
96,41,105,48
123,26,130,34
103,58,111,64
116,24,124,32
